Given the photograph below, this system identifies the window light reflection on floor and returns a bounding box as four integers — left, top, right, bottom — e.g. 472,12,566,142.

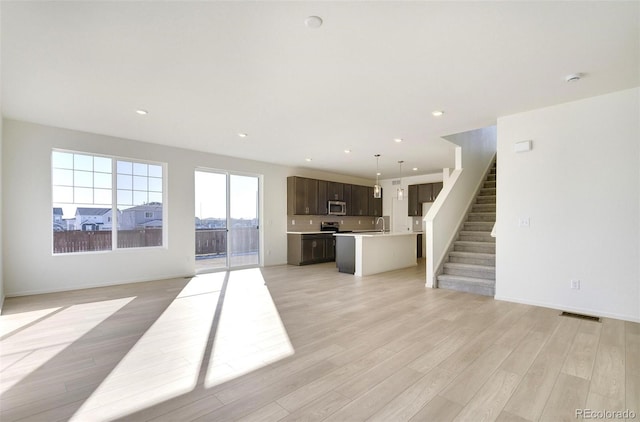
205,268,294,389
69,269,293,421
0,298,135,395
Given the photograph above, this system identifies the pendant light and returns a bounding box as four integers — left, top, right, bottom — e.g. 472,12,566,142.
373,154,381,198
397,160,405,200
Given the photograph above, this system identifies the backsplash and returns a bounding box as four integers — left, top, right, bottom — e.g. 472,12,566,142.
287,215,382,232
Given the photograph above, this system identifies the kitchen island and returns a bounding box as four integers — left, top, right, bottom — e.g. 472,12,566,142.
334,231,418,276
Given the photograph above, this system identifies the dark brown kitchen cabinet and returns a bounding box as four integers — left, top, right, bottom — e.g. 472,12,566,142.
418,184,432,203
287,176,318,215
350,185,369,216
408,185,420,216
287,233,335,265
327,182,344,201
368,187,383,217
343,184,352,215
324,236,336,260
408,182,444,216
432,182,443,200
317,180,328,215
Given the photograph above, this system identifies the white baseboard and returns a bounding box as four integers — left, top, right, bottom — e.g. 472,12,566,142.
494,294,640,323
5,272,196,298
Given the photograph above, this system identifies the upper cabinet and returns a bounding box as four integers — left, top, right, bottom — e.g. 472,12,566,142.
368,187,383,217
327,182,344,201
407,182,444,216
287,176,318,215
417,184,432,203
350,185,369,216
317,180,328,215
408,185,420,216
287,176,382,216
432,182,443,200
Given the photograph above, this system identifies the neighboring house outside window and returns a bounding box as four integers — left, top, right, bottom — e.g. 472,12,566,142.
52,150,165,254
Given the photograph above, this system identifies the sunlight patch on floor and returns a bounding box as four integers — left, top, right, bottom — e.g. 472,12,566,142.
0,306,62,338
0,298,135,395
70,274,224,421
205,268,294,388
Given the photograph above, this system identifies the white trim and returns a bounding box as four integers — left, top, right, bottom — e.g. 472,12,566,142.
5,272,196,298
495,294,640,323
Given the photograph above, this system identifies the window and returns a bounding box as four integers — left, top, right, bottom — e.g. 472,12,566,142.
52,150,165,254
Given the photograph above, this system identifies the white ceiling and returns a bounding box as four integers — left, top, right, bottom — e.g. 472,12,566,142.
2,1,638,180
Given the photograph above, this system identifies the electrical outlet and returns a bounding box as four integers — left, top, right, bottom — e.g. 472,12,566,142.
291,220,295,225
358,220,361,224
341,220,344,224
415,220,419,225
571,279,581,290
309,220,313,225
518,217,530,228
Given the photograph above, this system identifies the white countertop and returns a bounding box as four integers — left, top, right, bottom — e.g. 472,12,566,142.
334,231,417,238
286,231,327,234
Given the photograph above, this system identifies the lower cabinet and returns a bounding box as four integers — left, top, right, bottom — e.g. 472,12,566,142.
288,233,336,265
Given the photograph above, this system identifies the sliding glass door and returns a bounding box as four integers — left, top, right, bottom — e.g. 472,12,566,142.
229,174,260,267
195,170,260,272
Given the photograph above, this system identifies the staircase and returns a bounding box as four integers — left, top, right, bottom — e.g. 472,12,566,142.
437,161,496,296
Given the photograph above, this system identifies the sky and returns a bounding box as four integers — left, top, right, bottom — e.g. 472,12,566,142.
195,171,259,220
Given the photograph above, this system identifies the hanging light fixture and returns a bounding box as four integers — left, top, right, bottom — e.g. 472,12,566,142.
397,160,405,200
373,154,382,198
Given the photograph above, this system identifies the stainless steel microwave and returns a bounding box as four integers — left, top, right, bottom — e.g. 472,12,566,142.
327,200,347,215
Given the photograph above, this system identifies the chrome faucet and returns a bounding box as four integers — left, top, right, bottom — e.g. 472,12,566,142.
376,217,386,233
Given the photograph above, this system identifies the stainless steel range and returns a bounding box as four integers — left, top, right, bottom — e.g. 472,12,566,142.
320,221,352,233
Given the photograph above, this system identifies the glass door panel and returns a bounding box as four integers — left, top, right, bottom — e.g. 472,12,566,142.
229,175,260,267
195,171,227,272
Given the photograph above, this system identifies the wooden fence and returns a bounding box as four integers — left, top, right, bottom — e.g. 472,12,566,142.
53,227,258,255
195,228,259,256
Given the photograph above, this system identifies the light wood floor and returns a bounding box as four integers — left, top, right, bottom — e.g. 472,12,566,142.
1,260,638,421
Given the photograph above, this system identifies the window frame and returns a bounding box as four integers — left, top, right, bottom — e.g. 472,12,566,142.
51,148,168,255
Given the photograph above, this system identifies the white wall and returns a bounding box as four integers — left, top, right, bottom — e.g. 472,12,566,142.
1,119,366,296
0,113,4,310
496,88,640,322
424,126,497,287
0,4,4,310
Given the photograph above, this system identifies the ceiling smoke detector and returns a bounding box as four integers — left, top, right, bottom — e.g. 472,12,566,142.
305,16,323,28
565,73,582,83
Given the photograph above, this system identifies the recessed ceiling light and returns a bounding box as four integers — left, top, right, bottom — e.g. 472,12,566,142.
136,109,148,115
432,110,444,117
565,73,582,82
394,138,403,143
305,16,323,28
305,158,312,162
238,132,248,138
376,172,382,176
344,149,351,154
412,167,418,171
